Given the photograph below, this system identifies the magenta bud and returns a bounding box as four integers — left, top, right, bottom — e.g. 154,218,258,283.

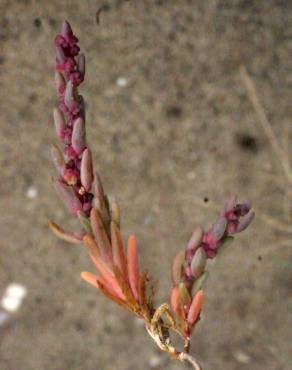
80,148,94,191
53,178,82,216
62,20,73,38
51,144,65,174
77,54,85,76
190,247,206,278
72,118,86,155
237,211,255,233
55,72,66,95
53,108,65,140
211,216,227,241
187,225,204,251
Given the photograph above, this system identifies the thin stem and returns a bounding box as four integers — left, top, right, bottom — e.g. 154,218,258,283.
240,65,292,185
179,352,202,370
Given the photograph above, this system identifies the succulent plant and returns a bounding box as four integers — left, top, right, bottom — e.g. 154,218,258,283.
50,21,254,369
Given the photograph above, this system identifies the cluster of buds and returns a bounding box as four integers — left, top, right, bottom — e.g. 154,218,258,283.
49,22,254,370
51,21,155,323
171,195,254,339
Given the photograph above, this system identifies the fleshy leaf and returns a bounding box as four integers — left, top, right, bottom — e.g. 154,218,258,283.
80,148,94,192
90,208,112,262
127,234,140,301
110,222,127,280
187,290,204,327
171,250,185,285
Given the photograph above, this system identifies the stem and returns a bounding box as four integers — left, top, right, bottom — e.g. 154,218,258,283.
179,352,202,370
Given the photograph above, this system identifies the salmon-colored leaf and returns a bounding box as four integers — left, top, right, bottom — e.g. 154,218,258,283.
187,290,204,327
127,234,140,301
90,208,112,262
110,222,127,280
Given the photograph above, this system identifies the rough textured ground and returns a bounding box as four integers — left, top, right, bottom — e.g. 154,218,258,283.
0,1,291,370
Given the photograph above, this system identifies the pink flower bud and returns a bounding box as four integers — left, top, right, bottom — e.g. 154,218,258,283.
80,148,93,191
186,225,204,251
53,108,65,140
72,117,86,155
211,216,227,241
53,178,82,216
237,211,255,233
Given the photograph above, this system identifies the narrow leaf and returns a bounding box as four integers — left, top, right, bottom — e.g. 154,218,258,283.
89,253,125,300
170,286,180,314
49,221,81,244
127,234,140,301
83,234,100,258
187,225,204,251
90,208,112,262
110,222,127,280
81,271,99,289
171,250,185,285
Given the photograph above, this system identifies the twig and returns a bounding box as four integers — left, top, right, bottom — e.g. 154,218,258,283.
240,66,292,185
178,352,202,370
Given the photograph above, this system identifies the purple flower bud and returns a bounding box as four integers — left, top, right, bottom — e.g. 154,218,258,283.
211,216,227,241
186,226,204,251
71,118,86,155
80,148,94,192
53,178,82,216
61,20,73,38
53,108,65,141
236,211,255,233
